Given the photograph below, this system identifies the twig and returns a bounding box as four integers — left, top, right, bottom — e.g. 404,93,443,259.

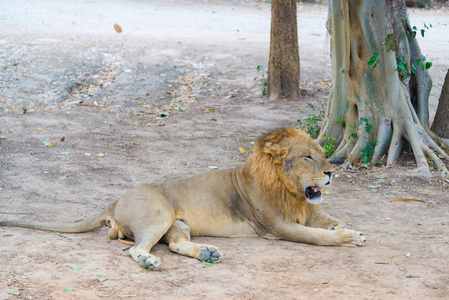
95,286,126,298
0,211,34,215
391,198,425,203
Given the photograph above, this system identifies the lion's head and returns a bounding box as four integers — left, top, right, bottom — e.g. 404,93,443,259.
244,127,334,223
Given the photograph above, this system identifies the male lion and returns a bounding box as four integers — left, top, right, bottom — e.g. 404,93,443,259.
0,127,365,270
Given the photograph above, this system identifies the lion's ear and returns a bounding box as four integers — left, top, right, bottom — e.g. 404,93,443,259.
264,142,278,149
264,143,287,160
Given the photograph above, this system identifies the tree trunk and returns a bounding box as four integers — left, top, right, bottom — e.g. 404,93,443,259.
431,69,449,139
318,0,448,177
267,0,300,100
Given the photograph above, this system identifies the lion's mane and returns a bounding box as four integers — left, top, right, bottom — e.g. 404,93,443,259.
248,127,318,223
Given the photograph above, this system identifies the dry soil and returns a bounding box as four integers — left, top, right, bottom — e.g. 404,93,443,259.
1,1,449,299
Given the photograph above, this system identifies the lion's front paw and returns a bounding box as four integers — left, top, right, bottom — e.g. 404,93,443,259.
198,246,224,264
337,229,366,247
137,255,162,271
326,222,346,231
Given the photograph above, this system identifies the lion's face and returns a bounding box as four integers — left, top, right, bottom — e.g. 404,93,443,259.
282,136,334,205
247,127,335,218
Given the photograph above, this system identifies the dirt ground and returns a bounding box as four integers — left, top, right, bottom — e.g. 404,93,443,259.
1,0,449,299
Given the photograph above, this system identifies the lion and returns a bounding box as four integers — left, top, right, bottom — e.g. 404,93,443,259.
0,127,365,270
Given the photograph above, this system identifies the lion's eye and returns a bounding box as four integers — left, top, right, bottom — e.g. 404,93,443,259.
305,155,313,160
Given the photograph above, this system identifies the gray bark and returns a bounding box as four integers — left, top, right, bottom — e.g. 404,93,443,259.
318,0,448,177
431,69,449,139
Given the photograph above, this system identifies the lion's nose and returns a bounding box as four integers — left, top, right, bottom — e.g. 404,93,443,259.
324,171,333,184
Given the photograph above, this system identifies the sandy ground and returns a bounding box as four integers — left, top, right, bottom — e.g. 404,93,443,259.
1,0,449,299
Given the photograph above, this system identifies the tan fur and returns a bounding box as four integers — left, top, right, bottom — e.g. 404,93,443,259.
0,127,366,270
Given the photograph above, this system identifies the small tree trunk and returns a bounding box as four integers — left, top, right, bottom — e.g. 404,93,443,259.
267,0,300,100
431,69,449,138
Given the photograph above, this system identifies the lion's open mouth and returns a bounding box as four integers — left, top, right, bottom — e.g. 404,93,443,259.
305,186,323,205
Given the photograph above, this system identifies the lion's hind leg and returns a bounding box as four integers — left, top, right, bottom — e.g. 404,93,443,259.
113,186,176,271
127,217,175,271
162,220,224,264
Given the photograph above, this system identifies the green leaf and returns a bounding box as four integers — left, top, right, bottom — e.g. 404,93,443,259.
367,53,379,68
421,29,425,37
202,261,214,266
365,123,372,134
64,288,74,292
179,107,186,112
389,232,399,235
368,185,378,189
72,266,83,270
60,152,69,155
97,277,107,283
405,252,411,258
43,140,51,147
425,61,432,69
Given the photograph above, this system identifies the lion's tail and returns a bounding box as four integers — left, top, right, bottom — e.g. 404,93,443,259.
0,203,115,233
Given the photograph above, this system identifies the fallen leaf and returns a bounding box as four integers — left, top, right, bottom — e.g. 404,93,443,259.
60,152,69,155
97,153,105,157
60,136,65,142
324,190,330,194
239,148,245,153
113,24,122,33
208,166,218,169
72,267,83,270
37,127,43,131
391,198,425,203
202,261,213,266
405,252,411,258
64,287,74,292
43,140,56,147
97,277,107,283
368,185,378,189
7,291,20,296
389,232,399,235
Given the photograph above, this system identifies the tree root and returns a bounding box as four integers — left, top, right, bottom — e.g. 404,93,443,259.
321,114,449,179
321,0,449,179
